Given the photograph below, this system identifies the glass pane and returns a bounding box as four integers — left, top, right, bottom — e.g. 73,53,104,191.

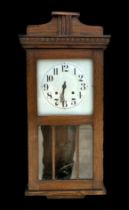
38,126,52,180
37,59,93,116
55,126,76,179
38,125,93,180
79,125,93,179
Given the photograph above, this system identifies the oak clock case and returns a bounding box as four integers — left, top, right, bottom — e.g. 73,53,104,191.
19,11,110,198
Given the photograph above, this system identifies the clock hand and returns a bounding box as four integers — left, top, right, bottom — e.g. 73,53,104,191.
62,81,66,94
60,81,67,106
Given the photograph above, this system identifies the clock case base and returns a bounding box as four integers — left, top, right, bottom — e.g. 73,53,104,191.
25,187,106,199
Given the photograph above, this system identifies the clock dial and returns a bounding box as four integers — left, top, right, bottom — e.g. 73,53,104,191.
41,63,87,109
37,59,93,116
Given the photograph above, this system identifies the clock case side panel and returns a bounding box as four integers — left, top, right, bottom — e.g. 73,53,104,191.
93,50,105,191
26,50,39,190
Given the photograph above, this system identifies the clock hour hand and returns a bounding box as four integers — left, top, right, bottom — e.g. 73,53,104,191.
60,81,67,106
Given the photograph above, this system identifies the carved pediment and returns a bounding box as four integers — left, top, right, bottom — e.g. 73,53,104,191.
27,11,103,36
19,11,110,49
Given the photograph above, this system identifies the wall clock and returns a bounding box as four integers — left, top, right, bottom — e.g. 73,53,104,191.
19,11,110,198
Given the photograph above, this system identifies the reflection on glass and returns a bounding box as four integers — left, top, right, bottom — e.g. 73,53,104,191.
38,125,93,180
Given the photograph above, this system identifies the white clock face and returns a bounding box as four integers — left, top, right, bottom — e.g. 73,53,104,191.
37,59,93,116
42,63,86,109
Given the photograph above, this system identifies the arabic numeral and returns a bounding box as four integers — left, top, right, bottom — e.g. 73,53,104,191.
54,98,59,106
43,84,49,91
47,92,52,99
81,83,86,90
47,75,53,82
63,101,68,107
53,68,58,75
62,64,69,72
78,75,83,82
79,92,82,98
71,98,76,105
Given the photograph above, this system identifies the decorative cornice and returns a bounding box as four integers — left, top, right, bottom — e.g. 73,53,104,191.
19,36,110,49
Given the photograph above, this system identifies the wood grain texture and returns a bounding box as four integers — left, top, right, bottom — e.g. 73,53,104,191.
19,36,110,49
19,11,110,198
25,187,106,198
26,11,103,36
19,11,110,49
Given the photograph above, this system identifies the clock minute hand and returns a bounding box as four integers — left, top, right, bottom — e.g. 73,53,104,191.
62,81,66,94
60,81,67,106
